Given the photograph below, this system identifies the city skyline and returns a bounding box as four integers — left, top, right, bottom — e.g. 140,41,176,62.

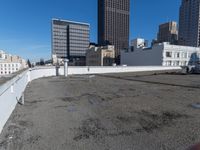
0,0,180,61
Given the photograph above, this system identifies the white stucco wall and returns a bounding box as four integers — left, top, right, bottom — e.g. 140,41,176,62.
121,42,200,67
0,70,29,133
121,44,164,66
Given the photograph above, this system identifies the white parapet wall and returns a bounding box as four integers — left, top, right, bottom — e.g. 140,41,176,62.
0,66,181,133
67,66,181,75
0,70,29,133
30,67,56,81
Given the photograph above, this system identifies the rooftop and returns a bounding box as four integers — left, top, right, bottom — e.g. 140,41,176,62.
52,18,90,26
0,72,200,150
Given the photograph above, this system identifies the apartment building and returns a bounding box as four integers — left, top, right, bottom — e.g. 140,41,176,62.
0,50,27,75
86,44,115,66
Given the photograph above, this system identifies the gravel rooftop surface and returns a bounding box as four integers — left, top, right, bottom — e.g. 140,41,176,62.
0,72,200,150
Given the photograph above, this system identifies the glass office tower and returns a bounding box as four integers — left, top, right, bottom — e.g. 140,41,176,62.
52,19,90,65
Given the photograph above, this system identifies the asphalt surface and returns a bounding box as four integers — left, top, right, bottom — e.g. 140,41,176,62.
0,72,200,150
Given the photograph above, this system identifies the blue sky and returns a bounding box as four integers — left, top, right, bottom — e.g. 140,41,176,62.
0,0,181,61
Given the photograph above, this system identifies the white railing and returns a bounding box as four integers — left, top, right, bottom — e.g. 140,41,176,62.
0,66,181,133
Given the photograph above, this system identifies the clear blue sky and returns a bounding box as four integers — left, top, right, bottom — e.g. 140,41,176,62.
0,0,181,61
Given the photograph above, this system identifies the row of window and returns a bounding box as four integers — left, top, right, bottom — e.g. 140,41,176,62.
53,31,89,37
70,43,89,47
69,33,89,38
70,37,89,41
0,71,13,75
69,25,89,31
165,51,200,59
70,29,89,34
54,43,88,48
163,61,188,66
53,25,67,30
53,33,67,36
53,35,67,38
0,68,19,71
0,64,19,67
53,25,89,31
53,38,89,42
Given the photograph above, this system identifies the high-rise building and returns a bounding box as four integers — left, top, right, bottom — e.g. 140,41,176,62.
98,0,130,62
52,19,90,66
179,0,200,47
157,21,178,45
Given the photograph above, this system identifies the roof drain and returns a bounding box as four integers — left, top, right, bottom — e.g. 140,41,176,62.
16,92,24,105
191,103,200,109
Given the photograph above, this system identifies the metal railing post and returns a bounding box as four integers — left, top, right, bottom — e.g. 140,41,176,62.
64,59,69,77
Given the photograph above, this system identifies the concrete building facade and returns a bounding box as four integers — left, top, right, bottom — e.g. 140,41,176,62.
157,21,178,45
86,45,115,66
179,0,200,47
98,0,130,61
0,50,27,75
52,19,90,66
121,39,200,67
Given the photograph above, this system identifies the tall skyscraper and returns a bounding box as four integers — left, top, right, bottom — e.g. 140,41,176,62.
179,0,200,47
52,19,90,66
98,0,130,62
157,21,178,45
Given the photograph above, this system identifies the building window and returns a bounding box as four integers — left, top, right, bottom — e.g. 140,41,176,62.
183,53,187,58
166,52,172,57
165,61,172,66
169,61,172,66
177,53,180,58
131,46,134,52
175,61,179,66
